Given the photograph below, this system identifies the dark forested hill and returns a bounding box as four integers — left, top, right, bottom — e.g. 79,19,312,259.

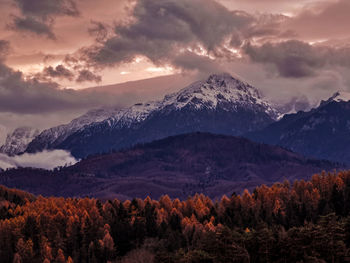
246,98,350,164
0,133,340,200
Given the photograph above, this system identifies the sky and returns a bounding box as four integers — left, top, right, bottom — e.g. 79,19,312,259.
1,0,350,142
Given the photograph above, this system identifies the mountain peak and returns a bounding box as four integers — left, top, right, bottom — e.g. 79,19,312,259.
329,91,350,102
206,72,237,82
162,73,280,119
204,73,258,94
320,90,350,107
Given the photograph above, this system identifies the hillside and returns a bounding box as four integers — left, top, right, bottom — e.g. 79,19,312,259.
1,171,350,262
0,133,340,200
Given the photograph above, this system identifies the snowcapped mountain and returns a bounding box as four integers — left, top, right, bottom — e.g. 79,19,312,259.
0,127,40,156
26,108,121,153
93,73,280,128
26,73,280,158
246,91,350,164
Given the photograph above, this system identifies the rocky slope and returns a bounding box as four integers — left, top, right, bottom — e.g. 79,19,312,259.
0,127,40,156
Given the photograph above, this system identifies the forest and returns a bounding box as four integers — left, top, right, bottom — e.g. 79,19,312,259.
1,170,350,263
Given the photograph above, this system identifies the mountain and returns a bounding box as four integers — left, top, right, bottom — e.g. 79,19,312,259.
0,127,39,156
246,91,350,164
26,73,280,158
25,107,120,153
0,133,340,200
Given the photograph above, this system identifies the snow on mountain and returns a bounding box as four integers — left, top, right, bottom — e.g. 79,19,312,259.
0,127,40,156
106,73,280,127
26,108,121,151
26,73,280,156
167,73,275,112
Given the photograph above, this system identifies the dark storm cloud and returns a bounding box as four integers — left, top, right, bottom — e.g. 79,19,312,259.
244,41,321,78
88,21,110,43
76,69,101,83
244,40,350,78
0,62,115,114
14,0,79,17
37,61,101,84
42,65,74,80
10,16,56,39
9,0,79,39
74,0,299,76
113,0,252,50
81,0,255,71
172,51,225,73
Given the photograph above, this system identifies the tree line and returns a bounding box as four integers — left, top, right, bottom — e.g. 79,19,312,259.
1,170,350,262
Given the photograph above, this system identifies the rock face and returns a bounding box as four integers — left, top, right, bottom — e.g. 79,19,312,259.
246,91,350,164
0,127,40,156
26,73,280,158
0,133,338,200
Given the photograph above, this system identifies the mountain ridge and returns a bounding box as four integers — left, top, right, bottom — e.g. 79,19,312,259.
246,98,350,164
0,132,341,200
26,73,280,158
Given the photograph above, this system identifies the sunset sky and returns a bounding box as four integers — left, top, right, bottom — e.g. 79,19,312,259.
1,0,350,141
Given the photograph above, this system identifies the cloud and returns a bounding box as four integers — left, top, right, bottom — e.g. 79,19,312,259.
244,40,350,78
0,61,118,114
0,150,78,170
88,21,110,43
76,69,101,83
73,0,297,76
14,0,79,17
37,63,102,83
9,0,80,39
226,59,350,107
242,14,294,42
286,0,350,40
79,0,255,73
243,40,321,78
217,0,311,14
0,41,114,113
172,51,225,74
42,64,74,80
10,16,56,39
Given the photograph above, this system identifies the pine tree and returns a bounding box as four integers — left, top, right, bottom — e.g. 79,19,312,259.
12,253,21,263
55,249,66,263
